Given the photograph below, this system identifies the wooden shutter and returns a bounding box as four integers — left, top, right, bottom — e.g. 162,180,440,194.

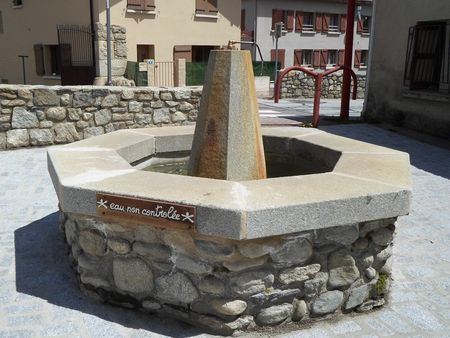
272,9,283,30
355,50,362,67
296,12,304,32
357,19,363,33
34,44,45,76
196,0,206,13
294,49,302,65
340,15,346,33
286,10,294,32
320,50,328,68
241,9,245,31
322,14,330,32
206,0,218,14
144,0,155,11
338,49,345,66
271,49,285,69
127,0,144,10
315,13,323,32
313,50,321,68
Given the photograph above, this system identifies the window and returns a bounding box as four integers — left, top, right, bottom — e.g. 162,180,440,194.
296,12,314,32
329,14,339,32
272,9,294,32
404,21,448,91
137,45,155,62
192,45,217,62
319,13,342,33
303,50,312,66
328,50,338,66
12,0,22,7
358,16,371,34
127,0,155,12
196,0,218,16
354,49,368,68
34,44,61,77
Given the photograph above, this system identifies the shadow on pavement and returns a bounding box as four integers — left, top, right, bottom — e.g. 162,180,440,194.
14,212,203,337
321,124,450,180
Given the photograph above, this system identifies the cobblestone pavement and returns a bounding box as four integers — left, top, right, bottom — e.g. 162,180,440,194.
0,121,449,337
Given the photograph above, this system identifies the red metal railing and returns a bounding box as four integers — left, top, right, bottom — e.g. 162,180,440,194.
274,65,357,127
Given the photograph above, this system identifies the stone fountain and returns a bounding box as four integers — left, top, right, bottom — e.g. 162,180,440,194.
48,50,411,335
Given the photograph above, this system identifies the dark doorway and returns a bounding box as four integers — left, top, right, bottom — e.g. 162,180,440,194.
57,25,95,85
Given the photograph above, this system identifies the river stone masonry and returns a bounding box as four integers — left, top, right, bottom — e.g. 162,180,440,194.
0,85,200,150
281,71,366,99
62,212,396,335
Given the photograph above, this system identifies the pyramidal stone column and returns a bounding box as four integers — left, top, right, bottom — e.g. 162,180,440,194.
188,50,267,181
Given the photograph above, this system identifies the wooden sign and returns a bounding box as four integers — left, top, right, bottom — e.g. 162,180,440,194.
96,193,196,230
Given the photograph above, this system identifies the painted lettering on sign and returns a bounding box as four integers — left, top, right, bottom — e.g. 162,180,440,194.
96,193,196,228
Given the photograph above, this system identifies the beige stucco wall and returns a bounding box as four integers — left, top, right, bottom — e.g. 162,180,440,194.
365,0,450,137
0,1,90,85
95,0,241,62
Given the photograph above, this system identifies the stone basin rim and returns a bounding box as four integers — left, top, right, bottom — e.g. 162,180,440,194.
47,125,412,240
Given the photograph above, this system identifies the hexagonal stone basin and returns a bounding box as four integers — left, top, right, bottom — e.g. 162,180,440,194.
48,125,411,334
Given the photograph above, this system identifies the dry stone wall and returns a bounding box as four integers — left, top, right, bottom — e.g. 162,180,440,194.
281,72,366,99
61,212,396,335
0,85,200,150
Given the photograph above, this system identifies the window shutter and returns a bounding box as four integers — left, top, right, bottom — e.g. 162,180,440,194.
313,50,321,68
127,0,144,10
34,44,45,76
315,13,323,32
357,19,363,33
338,49,345,66
196,0,206,13
340,15,346,33
286,10,294,32
323,14,330,32
320,50,328,68
272,9,283,30
241,9,246,31
206,0,218,14
144,0,155,11
296,12,304,32
279,49,285,68
294,49,302,65
355,50,362,67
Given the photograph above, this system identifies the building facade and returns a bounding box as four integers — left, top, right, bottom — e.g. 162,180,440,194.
241,0,372,74
0,0,240,85
365,0,450,138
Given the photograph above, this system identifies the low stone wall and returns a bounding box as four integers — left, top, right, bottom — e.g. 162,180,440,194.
62,212,395,335
0,85,200,150
281,72,366,99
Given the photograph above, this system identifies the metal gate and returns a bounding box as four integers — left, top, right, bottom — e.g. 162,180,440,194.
154,61,174,87
405,22,446,90
57,25,95,85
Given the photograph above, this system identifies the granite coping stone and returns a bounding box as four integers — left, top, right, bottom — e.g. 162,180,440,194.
47,126,412,240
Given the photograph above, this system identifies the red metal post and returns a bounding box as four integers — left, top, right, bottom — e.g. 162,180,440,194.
340,0,356,119
312,74,322,128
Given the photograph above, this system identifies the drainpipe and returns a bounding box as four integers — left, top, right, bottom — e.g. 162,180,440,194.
340,0,356,119
89,0,96,78
254,0,258,60
363,0,376,114
106,0,113,86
